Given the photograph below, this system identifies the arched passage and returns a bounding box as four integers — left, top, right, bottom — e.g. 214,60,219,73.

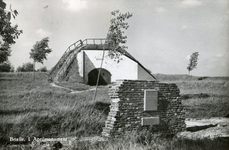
88,68,111,86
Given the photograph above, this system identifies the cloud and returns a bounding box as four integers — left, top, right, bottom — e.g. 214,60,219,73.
181,0,202,7
62,0,87,12
155,7,166,13
36,28,53,37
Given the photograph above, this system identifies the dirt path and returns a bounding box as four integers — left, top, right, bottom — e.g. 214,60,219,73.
186,117,229,127
70,88,95,94
50,82,95,93
177,117,229,139
50,82,74,92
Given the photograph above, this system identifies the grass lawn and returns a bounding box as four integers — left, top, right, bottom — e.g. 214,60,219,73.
0,72,229,149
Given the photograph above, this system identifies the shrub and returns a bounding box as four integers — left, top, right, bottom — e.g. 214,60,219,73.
0,61,14,72
37,66,47,72
181,93,210,100
16,62,34,72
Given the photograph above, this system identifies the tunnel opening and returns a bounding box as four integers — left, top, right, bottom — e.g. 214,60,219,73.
87,68,111,86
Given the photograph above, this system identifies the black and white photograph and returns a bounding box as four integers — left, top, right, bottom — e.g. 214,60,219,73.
0,0,229,149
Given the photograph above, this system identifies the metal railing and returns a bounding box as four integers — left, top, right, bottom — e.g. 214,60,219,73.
49,38,113,81
55,49,77,81
49,40,82,77
82,38,107,45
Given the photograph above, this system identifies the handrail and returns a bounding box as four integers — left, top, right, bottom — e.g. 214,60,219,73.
49,40,82,76
56,49,78,80
49,38,114,80
82,38,114,45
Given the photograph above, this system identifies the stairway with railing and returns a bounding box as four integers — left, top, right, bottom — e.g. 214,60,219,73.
48,38,110,82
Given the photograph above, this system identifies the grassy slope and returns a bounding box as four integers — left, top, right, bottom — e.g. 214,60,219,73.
0,72,229,149
56,56,90,91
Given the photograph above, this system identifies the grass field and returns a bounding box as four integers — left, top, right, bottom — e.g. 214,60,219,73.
154,74,229,118
0,72,229,149
0,72,109,142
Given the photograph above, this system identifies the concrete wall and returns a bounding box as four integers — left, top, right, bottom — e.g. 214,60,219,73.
77,50,139,83
102,80,186,137
77,51,84,78
138,65,154,80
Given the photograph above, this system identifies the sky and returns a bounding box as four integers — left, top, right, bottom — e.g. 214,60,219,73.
4,0,229,76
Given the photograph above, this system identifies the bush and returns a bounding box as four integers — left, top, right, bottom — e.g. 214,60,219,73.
0,61,14,72
16,62,34,72
37,66,47,72
181,93,210,100
16,66,23,72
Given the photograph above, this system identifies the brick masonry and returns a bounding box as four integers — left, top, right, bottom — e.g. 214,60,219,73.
102,80,186,137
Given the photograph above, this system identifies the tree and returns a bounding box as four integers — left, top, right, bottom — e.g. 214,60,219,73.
0,0,23,63
106,10,133,63
93,10,132,101
29,37,52,79
22,62,34,72
30,37,52,64
16,66,22,72
0,42,10,63
10,65,14,72
187,52,199,75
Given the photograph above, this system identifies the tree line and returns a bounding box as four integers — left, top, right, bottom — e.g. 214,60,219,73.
0,62,48,72
0,0,52,75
